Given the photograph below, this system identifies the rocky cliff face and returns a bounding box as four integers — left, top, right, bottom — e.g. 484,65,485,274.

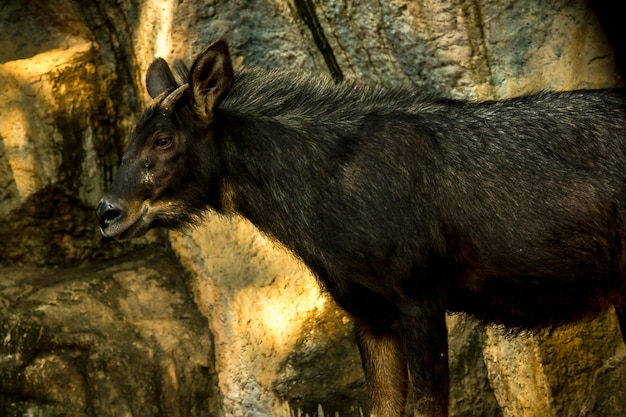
1,1,625,416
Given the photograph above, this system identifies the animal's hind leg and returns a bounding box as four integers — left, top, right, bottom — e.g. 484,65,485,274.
399,302,449,417
616,301,626,345
354,318,408,417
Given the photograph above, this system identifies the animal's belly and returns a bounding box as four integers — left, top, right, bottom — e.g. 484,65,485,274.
447,269,622,329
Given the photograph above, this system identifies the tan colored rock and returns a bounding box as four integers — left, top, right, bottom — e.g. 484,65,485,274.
0,4,156,266
484,330,554,417
0,42,92,210
0,250,218,416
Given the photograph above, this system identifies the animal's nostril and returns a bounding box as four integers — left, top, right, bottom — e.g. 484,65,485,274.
102,208,121,225
96,201,122,230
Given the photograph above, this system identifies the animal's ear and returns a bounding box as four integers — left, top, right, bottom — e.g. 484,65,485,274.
146,58,178,98
189,39,234,119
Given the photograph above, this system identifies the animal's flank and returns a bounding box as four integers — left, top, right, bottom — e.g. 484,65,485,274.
96,39,626,417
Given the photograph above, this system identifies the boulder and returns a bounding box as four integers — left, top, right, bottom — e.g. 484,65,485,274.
0,249,219,416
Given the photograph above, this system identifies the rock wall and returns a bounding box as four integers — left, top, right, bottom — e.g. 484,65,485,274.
1,1,625,416
0,250,220,416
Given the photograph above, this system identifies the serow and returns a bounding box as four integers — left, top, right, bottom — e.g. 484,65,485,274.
96,39,626,417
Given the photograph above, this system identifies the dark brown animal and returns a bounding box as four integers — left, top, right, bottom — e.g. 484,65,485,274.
96,39,626,417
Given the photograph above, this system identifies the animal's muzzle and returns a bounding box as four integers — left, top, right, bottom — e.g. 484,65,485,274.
95,199,123,234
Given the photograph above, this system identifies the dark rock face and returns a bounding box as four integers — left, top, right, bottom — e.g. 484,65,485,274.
1,0,625,416
0,249,220,417
580,352,626,417
272,307,368,416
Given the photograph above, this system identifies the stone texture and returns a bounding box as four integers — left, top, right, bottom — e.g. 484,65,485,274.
0,1,151,267
1,0,625,416
579,352,626,417
0,249,219,417
447,315,502,417
481,309,625,417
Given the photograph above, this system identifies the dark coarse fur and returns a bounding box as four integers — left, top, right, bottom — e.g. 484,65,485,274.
218,68,626,329
97,40,626,417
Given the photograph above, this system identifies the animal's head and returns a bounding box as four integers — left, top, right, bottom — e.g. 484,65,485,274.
96,39,234,240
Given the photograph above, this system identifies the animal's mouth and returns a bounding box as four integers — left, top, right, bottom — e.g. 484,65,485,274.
97,198,182,241
112,216,151,241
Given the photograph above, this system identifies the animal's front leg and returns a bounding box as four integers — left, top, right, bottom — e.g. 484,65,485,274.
354,318,408,417
399,303,449,417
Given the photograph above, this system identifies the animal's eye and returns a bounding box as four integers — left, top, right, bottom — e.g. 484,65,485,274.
155,136,173,150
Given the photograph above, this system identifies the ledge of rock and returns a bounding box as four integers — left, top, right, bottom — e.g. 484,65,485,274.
0,248,220,417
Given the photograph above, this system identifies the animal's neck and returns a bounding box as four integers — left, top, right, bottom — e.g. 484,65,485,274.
217,110,335,249
212,69,439,255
